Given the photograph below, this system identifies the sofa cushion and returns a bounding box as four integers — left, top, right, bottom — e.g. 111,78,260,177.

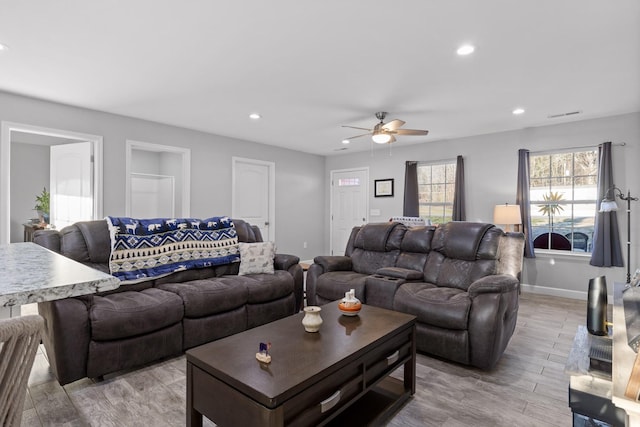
90,288,184,341
315,271,368,303
354,222,404,251
240,270,294,303
350,248,400,275
238,241,275,275
423,250,498,291
400,226,435,253
393,283,471,330
432,222,493,261
157,278,248,318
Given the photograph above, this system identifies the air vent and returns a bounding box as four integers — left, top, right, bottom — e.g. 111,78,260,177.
547,110,582,119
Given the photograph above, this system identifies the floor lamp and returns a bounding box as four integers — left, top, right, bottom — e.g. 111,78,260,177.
599,186,638,283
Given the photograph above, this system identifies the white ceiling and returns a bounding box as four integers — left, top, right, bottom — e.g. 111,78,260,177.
0,1,638,156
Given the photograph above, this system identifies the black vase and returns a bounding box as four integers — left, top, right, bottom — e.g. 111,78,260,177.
587,276,608,336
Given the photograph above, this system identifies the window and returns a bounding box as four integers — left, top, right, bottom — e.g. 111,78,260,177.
338,177,360,186
529,149,598,252
417,161,456,225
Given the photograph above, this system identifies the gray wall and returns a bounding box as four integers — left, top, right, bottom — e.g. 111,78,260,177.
0,91,326,259
3,90,639,299
9,142,49,242
325,113,640,299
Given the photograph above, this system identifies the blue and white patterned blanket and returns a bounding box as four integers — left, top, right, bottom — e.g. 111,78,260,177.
106,216,240,282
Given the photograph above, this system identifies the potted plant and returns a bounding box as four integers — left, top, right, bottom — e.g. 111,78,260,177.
34,187,50,225
538,191,564,232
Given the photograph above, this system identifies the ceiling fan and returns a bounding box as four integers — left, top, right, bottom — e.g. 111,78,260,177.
342,112,429,144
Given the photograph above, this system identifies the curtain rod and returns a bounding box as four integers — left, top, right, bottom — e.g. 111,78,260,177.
532,141,626,155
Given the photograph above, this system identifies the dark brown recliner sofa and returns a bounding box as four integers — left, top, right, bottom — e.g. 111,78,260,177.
34,219,303,385
306,221,525,369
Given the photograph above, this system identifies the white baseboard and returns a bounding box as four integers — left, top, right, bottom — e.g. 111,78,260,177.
520,283,589,301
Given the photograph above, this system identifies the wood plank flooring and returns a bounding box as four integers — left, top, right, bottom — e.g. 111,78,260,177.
21,292,586,426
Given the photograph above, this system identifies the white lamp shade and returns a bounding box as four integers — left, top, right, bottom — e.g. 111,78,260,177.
493,204,522,226
599,199,618,212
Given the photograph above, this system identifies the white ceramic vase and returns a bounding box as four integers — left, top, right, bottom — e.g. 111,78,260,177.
302,306,323,332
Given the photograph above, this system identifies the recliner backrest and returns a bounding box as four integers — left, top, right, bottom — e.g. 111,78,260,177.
424,222,501,290
232,219,263,243
349,222,406,274
395,225,436,272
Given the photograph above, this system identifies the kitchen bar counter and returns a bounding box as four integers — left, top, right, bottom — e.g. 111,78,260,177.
0,242,119,316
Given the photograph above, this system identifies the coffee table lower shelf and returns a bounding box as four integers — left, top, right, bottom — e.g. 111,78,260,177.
326,375,411,426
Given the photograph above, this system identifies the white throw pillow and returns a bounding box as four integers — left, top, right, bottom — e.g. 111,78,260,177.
238,241,276,275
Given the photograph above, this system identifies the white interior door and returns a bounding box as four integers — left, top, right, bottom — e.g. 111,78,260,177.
232,157,275,241
130,173,175,218
50,141,93,230
330,168,369,255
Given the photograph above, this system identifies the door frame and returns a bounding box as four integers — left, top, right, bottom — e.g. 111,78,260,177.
231,157,276,242
125,140,191,218
329,167,369,255
0,121,104,244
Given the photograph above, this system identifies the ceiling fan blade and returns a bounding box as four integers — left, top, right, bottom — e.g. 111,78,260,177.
342,125,372,131
388,134,397,143
344,132,371,140
394,129,429,136
382,119,405,131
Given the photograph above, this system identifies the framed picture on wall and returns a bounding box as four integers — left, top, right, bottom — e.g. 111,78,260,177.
374,179,394,197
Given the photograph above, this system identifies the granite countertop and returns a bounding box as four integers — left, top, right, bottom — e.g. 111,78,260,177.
0,242,120,307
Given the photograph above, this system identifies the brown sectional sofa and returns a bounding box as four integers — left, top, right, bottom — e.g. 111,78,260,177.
306,221,525,369
34,219,303,385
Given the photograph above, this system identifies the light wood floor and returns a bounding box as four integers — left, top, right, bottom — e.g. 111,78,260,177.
21,292,585,426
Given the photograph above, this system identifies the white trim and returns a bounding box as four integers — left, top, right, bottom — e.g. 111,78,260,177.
1,121,104,244
231,157,276,241
520,283,590,300
329,167,369,256
125,140,191,217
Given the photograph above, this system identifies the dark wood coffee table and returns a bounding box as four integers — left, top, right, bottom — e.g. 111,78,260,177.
186,301,416,427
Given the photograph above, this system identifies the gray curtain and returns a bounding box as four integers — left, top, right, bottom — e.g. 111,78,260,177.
452,155,466,221
403,161,419,217
590,141,624,267
516,149,535,258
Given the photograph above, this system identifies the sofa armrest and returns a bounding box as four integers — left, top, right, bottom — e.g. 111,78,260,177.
33,229,61,253
274,253,300,271
467,274,520,369
38,297,92,385
365,275,407,310
375,267,423,281
468,274,519,297
313,255,352,272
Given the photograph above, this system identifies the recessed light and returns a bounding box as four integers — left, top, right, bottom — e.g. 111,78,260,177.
512,108,525,115
0,43,8,52
249,113,261,120
342,139,350,144
456,44,475,56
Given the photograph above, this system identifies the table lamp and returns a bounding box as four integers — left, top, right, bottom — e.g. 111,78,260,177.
493,203,522,232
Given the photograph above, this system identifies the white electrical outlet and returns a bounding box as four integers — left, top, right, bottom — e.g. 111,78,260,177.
303,241,308,249
370,209,381,216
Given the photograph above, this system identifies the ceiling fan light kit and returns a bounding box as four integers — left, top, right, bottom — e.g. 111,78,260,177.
342,111,429,145
372,132,392,144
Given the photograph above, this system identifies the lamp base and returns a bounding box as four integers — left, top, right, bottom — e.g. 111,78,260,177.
587,276,608,336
